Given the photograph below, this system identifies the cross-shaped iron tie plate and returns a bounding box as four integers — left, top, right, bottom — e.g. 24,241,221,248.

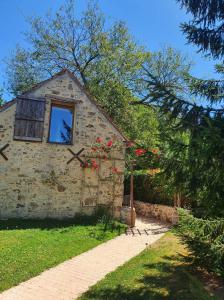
0,143,9,161
67,148,85,165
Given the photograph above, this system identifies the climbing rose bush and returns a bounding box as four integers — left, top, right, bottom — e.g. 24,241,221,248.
80,159,99,170
135,148,146,156
81,137,123,173
91,137,114,154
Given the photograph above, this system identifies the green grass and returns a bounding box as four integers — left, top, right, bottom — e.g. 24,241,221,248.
80,232,218,300
0,218,125,292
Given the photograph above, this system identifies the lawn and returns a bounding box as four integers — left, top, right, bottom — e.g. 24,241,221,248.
0,217,124,292
80,232,218,300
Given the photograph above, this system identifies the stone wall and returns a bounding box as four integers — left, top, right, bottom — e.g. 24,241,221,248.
135,201,179,224
0,71,125,219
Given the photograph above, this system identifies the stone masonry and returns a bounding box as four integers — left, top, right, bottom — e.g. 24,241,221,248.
135,201,179,224
0,70,126,219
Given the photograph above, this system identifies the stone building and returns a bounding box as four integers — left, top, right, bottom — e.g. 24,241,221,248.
0,69,127,219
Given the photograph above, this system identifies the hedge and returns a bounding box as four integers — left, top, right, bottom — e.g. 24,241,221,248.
177,209,224,278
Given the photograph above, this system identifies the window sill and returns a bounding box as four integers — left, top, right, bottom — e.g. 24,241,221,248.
13,136,43,142
47,141,74,146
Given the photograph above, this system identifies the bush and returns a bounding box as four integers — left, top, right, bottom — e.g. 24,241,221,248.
177,209,224,278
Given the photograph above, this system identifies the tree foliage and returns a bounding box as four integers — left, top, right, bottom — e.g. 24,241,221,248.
6,46,43,97
178,209,224,278
5,0,144,94
7,1,140,90
0,88,5,106
177,0,224,59
133,0,224,216
5,0,146,135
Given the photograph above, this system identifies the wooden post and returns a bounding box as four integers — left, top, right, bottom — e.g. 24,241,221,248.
174,192,181,207
130,161,135,227
177,193,181,207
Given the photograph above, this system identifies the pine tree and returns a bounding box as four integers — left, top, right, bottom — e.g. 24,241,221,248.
178,0,224,59
134,1,224,216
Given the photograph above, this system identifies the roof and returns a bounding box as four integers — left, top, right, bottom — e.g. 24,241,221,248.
0,69,128,141
0,99,16,112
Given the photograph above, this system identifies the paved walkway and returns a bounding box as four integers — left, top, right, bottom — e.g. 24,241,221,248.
0,218,169,300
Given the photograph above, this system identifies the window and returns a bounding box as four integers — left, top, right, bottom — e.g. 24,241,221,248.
48,102,74,144
14,97,45,142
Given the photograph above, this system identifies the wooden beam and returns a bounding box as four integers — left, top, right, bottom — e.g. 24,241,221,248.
67,148,85,165
0,143,9,161
45,94,82,104
13,136,42,142
17,96,45,102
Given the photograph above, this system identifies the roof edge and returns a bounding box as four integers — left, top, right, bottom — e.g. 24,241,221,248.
0,99,16,112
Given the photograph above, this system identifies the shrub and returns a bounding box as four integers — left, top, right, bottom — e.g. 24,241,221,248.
177,209,224,278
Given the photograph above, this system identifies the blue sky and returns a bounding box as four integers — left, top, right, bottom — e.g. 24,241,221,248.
0,0,219,101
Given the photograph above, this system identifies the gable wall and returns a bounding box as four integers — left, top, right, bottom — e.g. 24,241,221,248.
0,73,125,219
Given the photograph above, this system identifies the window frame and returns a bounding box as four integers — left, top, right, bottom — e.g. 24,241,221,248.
47,100,75,145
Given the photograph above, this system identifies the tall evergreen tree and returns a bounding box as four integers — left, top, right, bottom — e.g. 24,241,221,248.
178,0,224,59
134,1,224,216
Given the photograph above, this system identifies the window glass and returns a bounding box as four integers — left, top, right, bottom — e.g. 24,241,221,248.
49,105,74,144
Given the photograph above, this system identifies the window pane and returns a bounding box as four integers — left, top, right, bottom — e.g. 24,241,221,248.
49,105,73,144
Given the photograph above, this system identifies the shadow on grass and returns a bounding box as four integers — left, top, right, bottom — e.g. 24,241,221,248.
0,216,93,230
0,216,125,234
82,254,217,300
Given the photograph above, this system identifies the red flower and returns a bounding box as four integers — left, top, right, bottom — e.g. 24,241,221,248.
135,148,146,156
91,160,98,170
111,167,119,174
96,137,102,143
81,161,89,168
81,159,98,170
107,140,113,147
91,147,97,152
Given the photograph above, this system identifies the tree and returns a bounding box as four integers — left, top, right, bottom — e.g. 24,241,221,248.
0,88,5,106
178,0,224,59
5,0,145,134
5,0,143,98
6,46,43,97
133,1,224,216
124,48,193,207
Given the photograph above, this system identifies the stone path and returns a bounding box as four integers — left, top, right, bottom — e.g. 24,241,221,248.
0,218,169,300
